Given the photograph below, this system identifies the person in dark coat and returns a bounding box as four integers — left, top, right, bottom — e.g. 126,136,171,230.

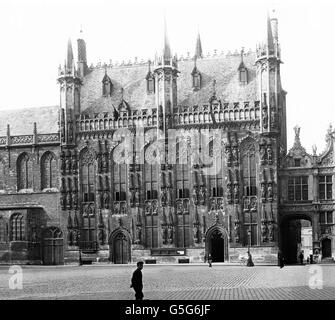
278,250,284,268
208,254,212,267
130,261,144,300
298,251,304,265
247,251,254,267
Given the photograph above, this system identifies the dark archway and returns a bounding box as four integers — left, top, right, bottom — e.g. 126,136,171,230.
280,214,312,264
322,238,331,258
42,226,64,265
205,226,228,262
109,228,131,264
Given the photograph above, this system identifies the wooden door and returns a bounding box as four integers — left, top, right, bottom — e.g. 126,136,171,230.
113,233,129,264
42,228,64,265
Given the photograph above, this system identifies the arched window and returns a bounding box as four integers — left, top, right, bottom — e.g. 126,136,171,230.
242,150,256,196
145,163,157,200
0,216,7,243
113,162,127,201
0,159,5,190
146,72,155,94
176,141,190,199
10,213,25,241
80,149,95,202
17,153,33,190
41,152,57,189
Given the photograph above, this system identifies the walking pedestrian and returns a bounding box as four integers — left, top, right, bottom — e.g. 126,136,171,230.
130,261,144,300
278,250,284,268
246,251,254,267
298,250,304,265
208,253,212,267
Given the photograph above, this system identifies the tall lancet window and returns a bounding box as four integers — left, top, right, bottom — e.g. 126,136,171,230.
191,58,201,91
102,68,113,97
146,61,155,94
238,48,248,85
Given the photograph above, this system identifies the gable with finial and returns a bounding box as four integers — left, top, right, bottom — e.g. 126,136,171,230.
102,67,113,97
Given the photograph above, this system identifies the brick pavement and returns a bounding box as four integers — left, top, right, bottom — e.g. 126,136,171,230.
0,264,334,300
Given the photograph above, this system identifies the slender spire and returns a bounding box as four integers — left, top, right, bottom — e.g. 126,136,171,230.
266,12,275,55
163,17,171,60
195,31,203,59
67,38,74,70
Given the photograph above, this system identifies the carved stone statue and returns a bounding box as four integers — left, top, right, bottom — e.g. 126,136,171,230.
103,191,110,209
102,153,108,173
261,183,266,201
161,225,168,244
232,147,239,166
66,192,72,210
60,152,66,174
72,191,78,210
113,202,119,215
267,183,273,200
259,145,266,164
261,219,268,242
120,202,126,215
145,202,151,215
234,219,240,243
135,225,141,244
71,154,77,174
262,108,268,129
226,183,232,204
167,225,173,244
268,221,274,241
225,147,232,167
98,228,105,245
233,183,239,203
161,188,166,206
192,187,198,205
65,156,71,174
193,224,200,244
134,189,140,206
199,186,205,205
177,200,183,214
267,144,273,164
61,193,66,210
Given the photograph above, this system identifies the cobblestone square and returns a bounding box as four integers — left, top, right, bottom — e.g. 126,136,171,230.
1,264,335,300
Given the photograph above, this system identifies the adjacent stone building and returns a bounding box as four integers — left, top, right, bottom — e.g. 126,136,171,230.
0,12,333,265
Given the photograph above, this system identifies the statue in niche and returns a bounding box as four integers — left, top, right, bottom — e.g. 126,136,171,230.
161,188,167,206
262,108,268,129
73,229,79,246
66,192,72,210
167,225,173,244
225,147,232,166
261,183,266,200
193,224,200,244
234,219,240,243
261,219,268,242
199,186,205,205
192,187,198,205
71,154,77,174
134,189,140,206
60,152,66,174
68,121,73,142
161,225,168,245
210,198,216,211
166,188,171,206
135,225,142,244
61,194,66,210
98,228,105,245
145,203,151,215
102,154,108,173
233,183,239,203
65,155,71,174
152,200,158,214
120,202,126,215
67,230,73,246
97,154,102,174
250,197,257,211
259,145,266,164
72,191,78,210
113,202,119,215
103,191,110,209
267,183,273,200
217,198,224,211
267,144,273,164
268,221,274,241
232,147,239,166
226,183,232,204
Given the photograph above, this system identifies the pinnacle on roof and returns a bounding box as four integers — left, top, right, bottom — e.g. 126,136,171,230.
163,17,172,60
67,38,74,70
194,32,203,59
266,12,275,55
238,47,246,70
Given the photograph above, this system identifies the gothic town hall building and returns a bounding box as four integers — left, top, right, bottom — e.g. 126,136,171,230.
0,13,334,265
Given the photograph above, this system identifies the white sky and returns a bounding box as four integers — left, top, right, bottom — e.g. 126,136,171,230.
0,0,334,154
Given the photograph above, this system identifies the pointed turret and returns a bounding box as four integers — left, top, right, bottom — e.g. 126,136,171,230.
194,32,203,59
163,18,172,61
77,27,88,77
266,12,275,56
67,38,74,70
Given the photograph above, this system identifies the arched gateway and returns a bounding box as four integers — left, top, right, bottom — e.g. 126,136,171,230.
109,228,131,264
205,226,229,262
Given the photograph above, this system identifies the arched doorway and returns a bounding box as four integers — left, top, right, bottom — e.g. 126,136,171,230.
280,214,312,264
321,238,332,258
109,229,131,264
205,226,228,262
42,227,64,265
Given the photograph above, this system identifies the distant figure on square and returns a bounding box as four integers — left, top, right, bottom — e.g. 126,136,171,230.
208,253,212,267
278,250,284,268
247,251,254,267
130,261,144,300
298,250,304,265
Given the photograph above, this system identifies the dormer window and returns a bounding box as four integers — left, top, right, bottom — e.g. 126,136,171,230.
146,74,155,94
239,68,248,84
192,72,201,90
102,72,112,97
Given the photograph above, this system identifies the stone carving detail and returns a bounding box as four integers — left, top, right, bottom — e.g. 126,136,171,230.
268,220,274,241
267,143,273,164
234,219,240,243
261,219,268,242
